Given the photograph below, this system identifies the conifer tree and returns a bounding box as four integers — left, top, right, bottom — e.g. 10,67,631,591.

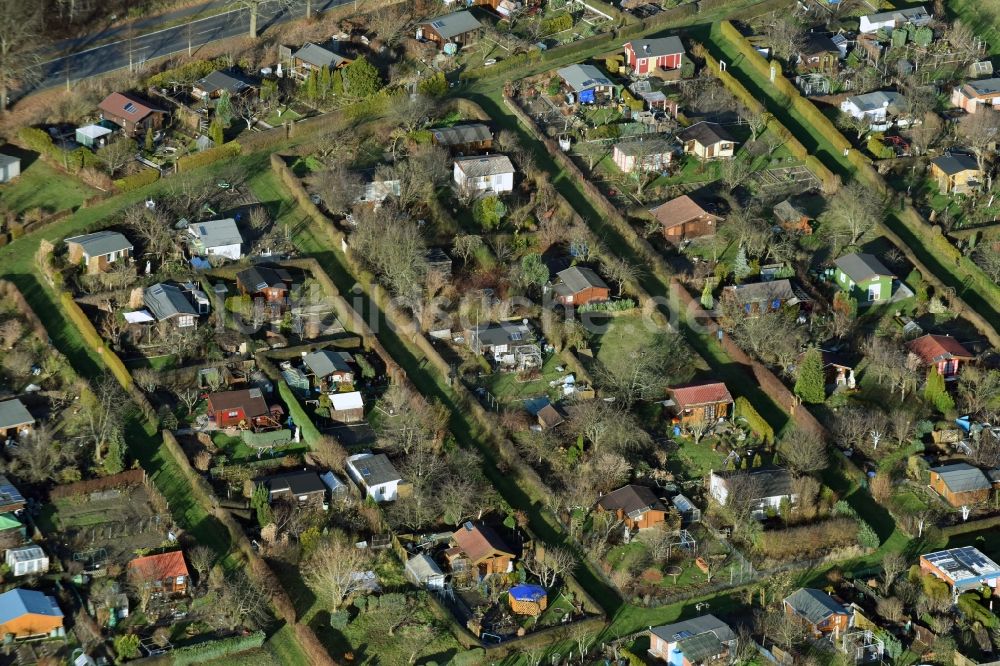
795,347,826,404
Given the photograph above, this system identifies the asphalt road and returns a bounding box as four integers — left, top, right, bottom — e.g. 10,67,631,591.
33,0,352,95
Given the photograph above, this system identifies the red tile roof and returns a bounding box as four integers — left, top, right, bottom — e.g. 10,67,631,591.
452,523,515,564
670,382,733,408
128,551,188,582
98,92,160,121
648,195,720,230
907,334,974,364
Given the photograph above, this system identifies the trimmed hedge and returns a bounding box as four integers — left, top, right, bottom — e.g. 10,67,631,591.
171,632,265,665
115,167,160,192
176,141,241,172
276,379,322,446
58,292,133,390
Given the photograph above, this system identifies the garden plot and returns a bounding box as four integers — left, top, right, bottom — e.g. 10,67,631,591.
45,485,173,569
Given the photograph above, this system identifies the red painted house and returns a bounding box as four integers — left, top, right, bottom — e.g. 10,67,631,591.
907,334,975,381
624,36,684,76
206,388,283,431
552,266,610,306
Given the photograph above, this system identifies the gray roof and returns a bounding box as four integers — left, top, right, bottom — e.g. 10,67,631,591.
724,279,795,305
714,467,795,499
773,199,808,223
834,253,894,283
0,154,20,169
932,152,979,175
0,400,33,430
966,78,1000,96
614,138,674,157
236,265,292,292
264,469,326,496
144,283,198,320
557,64,613,93
470,322,533,348
190,218,243,248
406,553,443,580
65,230,133,257
844,90,902,113
864,6,931,25
677,121,734,146
302,350,352,378
292,42,347,69
650,614,735,647
194,70,251,95
555,266,608,295
784,588,846,626
350,453,401,487
627,35,684,59
454,154,515,178
422,11,482,39
432,123,492,147
931,462,991,493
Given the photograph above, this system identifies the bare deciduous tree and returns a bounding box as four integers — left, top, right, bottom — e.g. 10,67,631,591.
214,569,272,630
303,537,372,608
98,138,137,178
958,108,1000,175
228,0,294,39
523,546,576,587
0,0,41,113
777,427,828,475
819,182,884,249
600,256,640,296
315,165,364,216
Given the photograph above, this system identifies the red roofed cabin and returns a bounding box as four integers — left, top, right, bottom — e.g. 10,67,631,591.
206,388,283,431
595,484,668,530
127,551,189,595
624,36,685,78
907,334,974,381
649,195,723,244
446,522,517,578
668,382,733,425
98,92,167,137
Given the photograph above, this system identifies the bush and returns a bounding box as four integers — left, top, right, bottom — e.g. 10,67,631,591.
329,609,350,629
114,168,160,192
115,634,141,660
857,520,879,549
578,298,637,312
541,12,573,35
758,517,858,560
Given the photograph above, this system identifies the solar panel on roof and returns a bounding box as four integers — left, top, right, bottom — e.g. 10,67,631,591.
124,102,137,113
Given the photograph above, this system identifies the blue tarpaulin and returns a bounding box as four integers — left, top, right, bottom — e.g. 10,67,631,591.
579,89,595,104
509,584,546,602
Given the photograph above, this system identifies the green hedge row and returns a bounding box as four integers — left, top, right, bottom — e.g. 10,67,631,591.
176,141,241,172
171,631,266,665
59,292,133,390
276,379,322,446
115,167,160,192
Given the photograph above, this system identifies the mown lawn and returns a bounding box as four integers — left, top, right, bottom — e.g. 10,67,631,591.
0,158,96,216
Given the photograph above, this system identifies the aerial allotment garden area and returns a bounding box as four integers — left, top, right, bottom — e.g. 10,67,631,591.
0,0,999,663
